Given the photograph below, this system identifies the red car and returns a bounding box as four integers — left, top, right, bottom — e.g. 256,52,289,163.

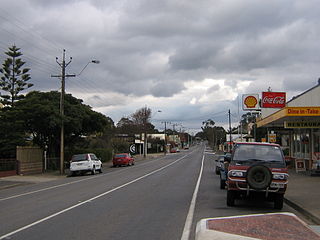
112,153,135,167
170,148,177,153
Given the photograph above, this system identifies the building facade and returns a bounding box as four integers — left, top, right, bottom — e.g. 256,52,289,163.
257,80,320,170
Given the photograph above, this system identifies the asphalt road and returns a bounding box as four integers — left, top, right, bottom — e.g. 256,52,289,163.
0,144,308,240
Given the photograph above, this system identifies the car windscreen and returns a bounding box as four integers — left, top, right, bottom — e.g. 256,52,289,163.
233,144,283,162
71,154,88,161
115,154,127,158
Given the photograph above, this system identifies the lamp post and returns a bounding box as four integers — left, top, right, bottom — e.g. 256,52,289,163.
52,53,100,174
78,60,100,75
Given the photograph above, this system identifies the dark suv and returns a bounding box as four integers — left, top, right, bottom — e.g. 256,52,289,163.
226,142,288,209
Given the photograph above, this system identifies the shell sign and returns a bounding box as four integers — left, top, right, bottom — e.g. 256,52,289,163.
242,94,260,110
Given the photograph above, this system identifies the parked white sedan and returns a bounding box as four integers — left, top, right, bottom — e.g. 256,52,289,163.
70,153,102,176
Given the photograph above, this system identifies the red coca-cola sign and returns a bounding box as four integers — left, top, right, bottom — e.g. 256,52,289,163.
261,92,286,108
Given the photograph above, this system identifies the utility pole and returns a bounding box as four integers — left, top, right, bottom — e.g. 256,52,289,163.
51,49,75,174
172,123,179,133
143,106,148,158
161,121,170,154
228,109,232,152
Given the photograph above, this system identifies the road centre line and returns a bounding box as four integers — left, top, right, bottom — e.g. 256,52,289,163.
180,152,205,240
0,151,194,240
0,175,103,201
0,155,167,202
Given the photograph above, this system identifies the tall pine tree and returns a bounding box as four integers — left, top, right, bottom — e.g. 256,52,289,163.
0,45,33,106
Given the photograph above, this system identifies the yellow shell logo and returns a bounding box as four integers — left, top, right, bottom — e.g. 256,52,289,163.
244,96,258,108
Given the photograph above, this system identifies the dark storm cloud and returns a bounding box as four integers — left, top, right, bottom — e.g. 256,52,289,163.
1,0,320,128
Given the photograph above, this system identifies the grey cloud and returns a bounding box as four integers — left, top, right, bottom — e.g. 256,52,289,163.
1,0,320,129
150,81,185,97
207,84,220,94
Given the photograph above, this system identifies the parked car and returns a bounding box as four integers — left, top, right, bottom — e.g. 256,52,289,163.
170,148,177,153
219,159,228,189
113,153,135,167
214,155,225,175
70,153,102,176
219,152,232,188
226,142,288,209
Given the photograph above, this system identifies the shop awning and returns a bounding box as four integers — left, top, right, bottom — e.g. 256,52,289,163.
256,107,320,128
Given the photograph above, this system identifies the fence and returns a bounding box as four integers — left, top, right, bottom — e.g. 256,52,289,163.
17,146,43,175
0,158,18,177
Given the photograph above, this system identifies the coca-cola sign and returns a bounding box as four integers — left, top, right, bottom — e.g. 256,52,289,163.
261,92,286,108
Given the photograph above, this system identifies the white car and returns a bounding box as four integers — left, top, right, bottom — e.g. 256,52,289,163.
70,153,102,176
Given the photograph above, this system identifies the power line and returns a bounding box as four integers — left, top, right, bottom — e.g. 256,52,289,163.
0,8,63,53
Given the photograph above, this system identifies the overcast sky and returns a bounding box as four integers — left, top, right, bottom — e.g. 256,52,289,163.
1,0,320,133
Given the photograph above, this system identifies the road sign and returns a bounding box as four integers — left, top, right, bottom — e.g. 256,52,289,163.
268,133,276,143
129,144,136,153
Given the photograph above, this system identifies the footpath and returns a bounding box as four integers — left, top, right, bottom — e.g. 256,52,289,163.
284,169,320,225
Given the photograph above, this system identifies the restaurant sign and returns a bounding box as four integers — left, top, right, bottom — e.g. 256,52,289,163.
286,107,320,116
284,121,320,128
261,92,286,108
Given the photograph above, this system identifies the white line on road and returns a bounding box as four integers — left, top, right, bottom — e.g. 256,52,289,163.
0,175,103,201
0,155,167,202
180,153,204,240
0,152,194,240
204,152,216,155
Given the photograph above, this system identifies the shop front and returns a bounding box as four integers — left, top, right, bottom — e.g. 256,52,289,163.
289,124,320,170
242,80,320,171
257,106,320,171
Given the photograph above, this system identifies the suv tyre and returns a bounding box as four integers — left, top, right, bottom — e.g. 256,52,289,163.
274,194,284,209
246,165,272,190
227,190,236,206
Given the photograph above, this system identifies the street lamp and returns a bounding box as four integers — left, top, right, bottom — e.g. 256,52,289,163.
52,53,100,175
78,60,100,76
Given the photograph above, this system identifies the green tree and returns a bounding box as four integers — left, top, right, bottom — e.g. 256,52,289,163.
201,119,226,149
0,45,33,106
201,119,215,144
0,107,26,158
1,91,112,157
116,117,139,135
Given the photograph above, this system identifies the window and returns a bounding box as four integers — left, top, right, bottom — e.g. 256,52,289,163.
72,154,88,161
233,144,283,162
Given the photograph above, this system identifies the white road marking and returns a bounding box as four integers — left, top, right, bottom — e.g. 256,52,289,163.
180,153,204,240
0,155,167,202
0,175,103,201
0,152,194,240
204,152,216,155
